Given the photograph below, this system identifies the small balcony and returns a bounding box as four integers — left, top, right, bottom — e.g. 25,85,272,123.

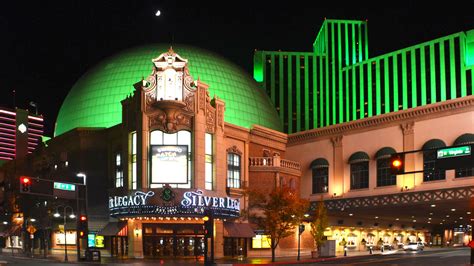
248,156,301,176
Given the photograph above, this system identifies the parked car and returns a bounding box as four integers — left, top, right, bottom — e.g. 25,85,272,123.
382,243,393,251
403,242,424,251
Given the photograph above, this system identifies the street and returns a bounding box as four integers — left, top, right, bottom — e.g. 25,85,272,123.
0,248,471,265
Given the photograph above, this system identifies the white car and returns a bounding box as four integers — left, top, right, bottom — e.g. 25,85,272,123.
403,242,424,251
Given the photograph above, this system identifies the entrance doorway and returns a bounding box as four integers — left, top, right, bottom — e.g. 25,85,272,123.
142,223,205,258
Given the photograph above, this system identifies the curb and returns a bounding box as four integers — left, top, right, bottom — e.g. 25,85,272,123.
225,253,382,266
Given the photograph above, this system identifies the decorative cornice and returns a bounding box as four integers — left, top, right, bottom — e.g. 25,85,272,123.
331,135,343,147
288,96,474,146
226,145,242,155
400,121,415,135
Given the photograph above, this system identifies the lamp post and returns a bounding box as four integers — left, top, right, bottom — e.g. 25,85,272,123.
54,205,75,262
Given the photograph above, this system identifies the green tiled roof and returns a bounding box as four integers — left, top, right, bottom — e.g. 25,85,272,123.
55,44,282,136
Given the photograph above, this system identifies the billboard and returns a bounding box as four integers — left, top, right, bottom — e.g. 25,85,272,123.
151,145,188,184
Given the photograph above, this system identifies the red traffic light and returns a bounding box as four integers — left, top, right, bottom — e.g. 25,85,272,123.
80,215,87,221
392,158,402,168
390,153,405,175
21,176,30,184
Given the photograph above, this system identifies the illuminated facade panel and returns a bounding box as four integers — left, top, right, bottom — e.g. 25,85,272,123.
255,19,474,133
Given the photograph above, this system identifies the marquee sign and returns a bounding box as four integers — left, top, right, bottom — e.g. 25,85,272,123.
108,188,240,218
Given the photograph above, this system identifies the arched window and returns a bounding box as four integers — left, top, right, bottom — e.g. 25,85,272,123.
227,153,241,188
150,130,192,188
349,152,369,189
375,147,397,187
310,158,329,194
453,133,474,178
422,139,446,182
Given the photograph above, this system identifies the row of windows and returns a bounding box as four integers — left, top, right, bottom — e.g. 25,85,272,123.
312,152,473,194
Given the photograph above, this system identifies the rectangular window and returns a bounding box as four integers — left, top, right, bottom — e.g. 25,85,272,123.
423,151,446,181
252,235,271,249
205,133,213,190
376,158,396,187
227,153,241,188
312,167,329,194
131,132,137,190
350,162,369,189
115,153,123,188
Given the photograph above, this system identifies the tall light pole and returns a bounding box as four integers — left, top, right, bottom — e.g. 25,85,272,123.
76,173,88,213
54,205,75,262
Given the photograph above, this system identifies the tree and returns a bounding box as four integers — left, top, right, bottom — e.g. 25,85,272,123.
247,186,309,262
309,197,328,257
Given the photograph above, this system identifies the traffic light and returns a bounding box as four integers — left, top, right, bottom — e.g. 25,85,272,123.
298,224,305,235
203,215,213,238
78,215,88,238
390,153,405,175
20,176,31,193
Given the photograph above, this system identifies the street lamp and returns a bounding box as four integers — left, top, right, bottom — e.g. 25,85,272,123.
54,205,75,262
76,173,88,215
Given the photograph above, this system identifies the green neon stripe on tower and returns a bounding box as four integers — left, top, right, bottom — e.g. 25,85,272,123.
320,56,324,126
359,64,364,119
304,55,309,130
325,26,330,126
430,44,436,103
449,38,457,99
270,54,275,104
313,56,318,129
402,53,408,109
420,48,427,105
376,60,381,115
352,24,356,64
345,23,349,67
460,36,467,97
384,59,389,113
352,67,356,120
440,42,446,101
331,22,336,125
288,55,293,133
367,62,372,117
411,50,417,107
358,24,363,62
393,55,399,112
279,55,284,126
364,22,369,60
338,22,343,123
254,52,264,82
296,56,301,131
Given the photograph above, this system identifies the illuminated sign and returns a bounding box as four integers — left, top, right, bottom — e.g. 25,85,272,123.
55,231,77,245
181,190,240,211
437,146,471,159
95,235,104,248
88,234,95,247
109,191,155,209
151,145,188,184
252,235,271,249
108,188,240,218
54,182,76,191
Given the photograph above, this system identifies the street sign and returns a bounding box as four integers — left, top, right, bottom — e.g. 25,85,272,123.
437,145,471,159
53,182,76,191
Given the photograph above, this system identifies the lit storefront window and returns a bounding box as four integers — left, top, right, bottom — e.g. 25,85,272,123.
150,130,192,188
115,153,123,188
131,132,137,189
205,133,213,190
252,235,271,249
227,153,241,188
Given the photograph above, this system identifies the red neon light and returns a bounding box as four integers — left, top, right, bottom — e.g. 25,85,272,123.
0,147,15,152
27,132,42,138
0,131,15,137
0,156,12,160
0,151,15,156
0,123,15,129
28,128,43,134
28,122,43,128
0,142,15,147
0,117,16,122
0,110,16,116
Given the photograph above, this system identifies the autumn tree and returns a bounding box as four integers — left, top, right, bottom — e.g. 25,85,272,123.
310,197,329,257
247,186,309,262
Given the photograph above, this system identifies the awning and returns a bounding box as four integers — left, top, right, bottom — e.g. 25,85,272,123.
454,133,474,146
224,222,255,238
310,158,329,169
348,151,370,164
375,147,396,160
422,139,446,150
97,221,127,236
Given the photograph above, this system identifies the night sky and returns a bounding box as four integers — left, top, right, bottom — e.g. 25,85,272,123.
1,1,473,137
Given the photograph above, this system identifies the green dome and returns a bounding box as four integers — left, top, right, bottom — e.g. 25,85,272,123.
55,44,282,136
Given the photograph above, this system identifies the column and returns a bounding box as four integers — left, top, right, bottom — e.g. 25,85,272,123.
400,122,416,188
331,135,344,196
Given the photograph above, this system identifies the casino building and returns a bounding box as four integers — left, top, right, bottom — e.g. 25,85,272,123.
1,19,473,259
